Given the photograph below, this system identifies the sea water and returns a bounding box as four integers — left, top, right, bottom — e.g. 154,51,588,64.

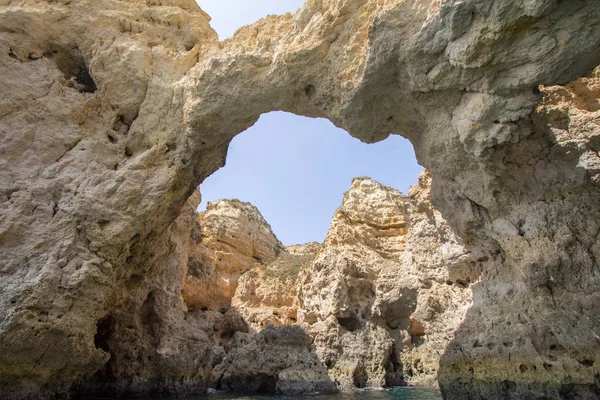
146,388,442,400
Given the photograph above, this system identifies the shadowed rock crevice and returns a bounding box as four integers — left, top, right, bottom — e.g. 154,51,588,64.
337,316,362,332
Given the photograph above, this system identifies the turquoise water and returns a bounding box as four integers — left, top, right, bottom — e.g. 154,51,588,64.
159,388,442,400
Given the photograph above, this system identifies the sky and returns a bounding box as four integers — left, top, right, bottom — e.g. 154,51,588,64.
195,1,423,246
197,0,306,39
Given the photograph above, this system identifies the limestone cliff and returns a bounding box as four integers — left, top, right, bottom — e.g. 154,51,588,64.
1,0,600,399
298,173,474,390
227,173,473,390
233,242,321,329
182,199,283,312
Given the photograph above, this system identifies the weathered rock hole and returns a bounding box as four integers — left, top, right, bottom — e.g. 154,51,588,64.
503,380,517,392
385,344,405,387
94,316,113,352
411,335,425,346
517,219,526,236
124,147,133,157
455,279,470,288
127,274,143,285
113,115,130,135
519,364,529,373
46,46,97,93
107,134,117,144
304,85,315,97
352,364,368,388
337,315,361,332
140,292,157,332
579,359,594,367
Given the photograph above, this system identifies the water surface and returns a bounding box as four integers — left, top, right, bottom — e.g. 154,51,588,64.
150,388,441,400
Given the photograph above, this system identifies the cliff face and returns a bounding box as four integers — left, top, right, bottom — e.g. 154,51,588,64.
157,173,473,394
1,0,600,399
437,65,600,400
225,173,473,390
233,242,321,329
182,199,283,313
297,173,474,390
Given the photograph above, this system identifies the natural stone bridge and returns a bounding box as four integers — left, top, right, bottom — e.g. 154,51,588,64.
1,0,600,398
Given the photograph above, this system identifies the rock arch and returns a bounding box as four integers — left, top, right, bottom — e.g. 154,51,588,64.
1,0,600,398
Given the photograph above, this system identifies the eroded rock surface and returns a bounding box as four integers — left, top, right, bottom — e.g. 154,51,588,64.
184,173,472,393
1,0,600,398
233,242,321,329
213,325,337,395
182,199,283,312
296,173,474,390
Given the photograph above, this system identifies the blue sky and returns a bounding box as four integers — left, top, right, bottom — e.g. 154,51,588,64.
197,0,306,39
195,2,423,246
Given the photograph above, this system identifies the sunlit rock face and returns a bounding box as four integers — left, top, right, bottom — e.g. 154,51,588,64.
182,199,283,312
1,0,600,398
295,173,474,390
183,173,472,392
232,242,321,329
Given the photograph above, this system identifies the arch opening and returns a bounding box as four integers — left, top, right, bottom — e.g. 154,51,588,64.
198,111,423,245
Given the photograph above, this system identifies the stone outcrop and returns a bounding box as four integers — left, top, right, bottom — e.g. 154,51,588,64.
183,173,472,393
213,325,337,395
438,65,600,400
182,199,283,312
295,173,474,390
233,242,321,329
1,0,600,399
70,191,222,397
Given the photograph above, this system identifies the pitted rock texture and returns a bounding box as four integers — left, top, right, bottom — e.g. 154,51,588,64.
233,242,321,329
182,199,283,312
296,173,474,390
212,325,337,395
1,0,600,399
218,174,472,390
71,190,223,397
438,65,600,400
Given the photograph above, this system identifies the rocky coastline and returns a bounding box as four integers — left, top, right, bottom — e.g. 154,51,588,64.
1,0,600,398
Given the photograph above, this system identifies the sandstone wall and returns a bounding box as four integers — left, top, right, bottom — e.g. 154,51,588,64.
1,0,600,398
181,173,473,393
182,199,283,312
297,173,474,390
